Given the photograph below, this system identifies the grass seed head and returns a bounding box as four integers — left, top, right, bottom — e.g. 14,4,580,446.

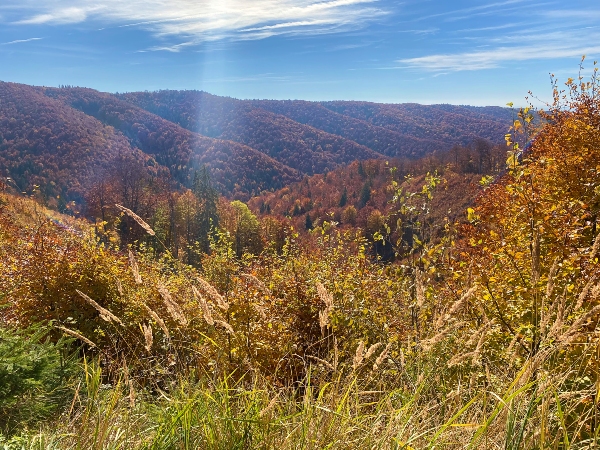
307,355,335,372
56,325,97,348
76,289,124,326
590,230,600,261
364,342,383,360
196,276,229,311
192,285,214,326
373,342,393,371
241,273,273,297
142,304,170,340
259,393,280,418
115,204,155,236
353,341,365,371
215,320,234,334
142,322,153,352
128,250,143,285
158,284,188,327
316,282,334,309
316,282,334,337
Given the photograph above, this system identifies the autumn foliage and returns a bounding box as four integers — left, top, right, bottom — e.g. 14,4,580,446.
1,64,600,447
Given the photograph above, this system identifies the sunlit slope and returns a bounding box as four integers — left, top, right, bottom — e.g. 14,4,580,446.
42,87,300,198
118,89,511,160
119,90,383,174
319,101,512,147
248,157,490,237
0,82,146,203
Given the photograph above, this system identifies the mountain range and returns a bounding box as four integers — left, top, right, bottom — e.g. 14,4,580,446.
0,81,513,202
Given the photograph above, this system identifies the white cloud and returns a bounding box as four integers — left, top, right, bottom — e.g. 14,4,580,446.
411,0,531,23
3,0,386,42
1,37,42,45
399,43,600,72
543,10,600,20
398,14,600,73
17,7,88,24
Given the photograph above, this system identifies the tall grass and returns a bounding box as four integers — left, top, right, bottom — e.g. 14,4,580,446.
3,187,600,448
1,338,597,450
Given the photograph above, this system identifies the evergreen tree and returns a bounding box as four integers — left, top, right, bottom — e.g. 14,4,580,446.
338,187,347,207
293,203,302,216
305,213,313,230
192,166,219,255
0,324,79,433
359,180,371,208
358,161,366,178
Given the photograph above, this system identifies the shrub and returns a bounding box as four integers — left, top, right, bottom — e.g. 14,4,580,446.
0,323,79,434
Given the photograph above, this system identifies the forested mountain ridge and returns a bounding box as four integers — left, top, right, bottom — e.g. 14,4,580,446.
119,90,382,174
252,100,512,157
41,87,301,198
0,82,303,201
319,101,512,143
0,82,150,206
0,81,511,206
120,90,512,159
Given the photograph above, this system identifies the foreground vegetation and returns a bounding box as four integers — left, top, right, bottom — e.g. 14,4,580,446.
1,64,599,448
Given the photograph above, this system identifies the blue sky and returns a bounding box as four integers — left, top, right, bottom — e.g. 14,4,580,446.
0,0,598,106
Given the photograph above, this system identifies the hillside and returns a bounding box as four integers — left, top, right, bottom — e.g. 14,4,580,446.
248,141,508,239
41,87,301,198
320,101,512,145
119,90,382,174
0,83,512,207
119,90,512,160
0,82,149,205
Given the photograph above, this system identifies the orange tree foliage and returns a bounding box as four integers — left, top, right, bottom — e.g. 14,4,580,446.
0,190,411,386
444,62,600,370
45,87,300,199
248,151,505,257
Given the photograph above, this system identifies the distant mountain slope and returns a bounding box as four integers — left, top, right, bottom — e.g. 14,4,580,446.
119,90,383,174
41,87,301,198
247,158,486,240
0,82,512,206
250,99,449,158
0,82,144,203
218,107,382,174
248,140,508,238
319,101,512,147
118,90,512,161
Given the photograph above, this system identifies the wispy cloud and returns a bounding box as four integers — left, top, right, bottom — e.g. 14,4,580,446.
16,7,89,24
398,3,600,73
3,0,387,43
410,0,530,23
398,28,438,35
1,37,42,45
543,10,600,20
328,41,375,51
454,23,522,34
399,42,600,72
146,42,196,53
